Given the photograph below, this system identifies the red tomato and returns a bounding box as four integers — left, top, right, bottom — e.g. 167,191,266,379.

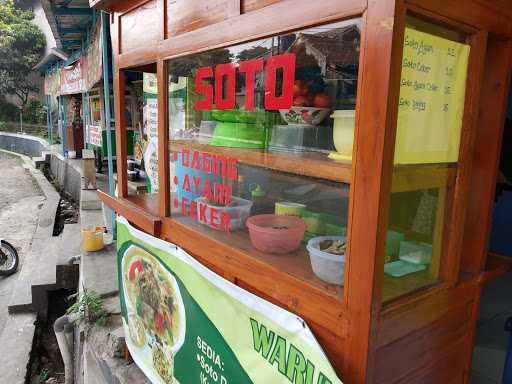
313,93,331,108
294,80,309,96
293,96,308,107
154,311,166,336
293,84,301,97
128,261,143,281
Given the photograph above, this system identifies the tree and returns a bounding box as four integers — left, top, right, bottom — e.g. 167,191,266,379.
236,46,269,62
0,0,45,107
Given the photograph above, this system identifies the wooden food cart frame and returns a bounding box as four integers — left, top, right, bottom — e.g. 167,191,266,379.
95,0,512,382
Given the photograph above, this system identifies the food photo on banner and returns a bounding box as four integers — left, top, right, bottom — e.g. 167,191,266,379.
117,216,342,384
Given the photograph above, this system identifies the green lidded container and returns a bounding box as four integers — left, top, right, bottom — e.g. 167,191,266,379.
210,109,278,149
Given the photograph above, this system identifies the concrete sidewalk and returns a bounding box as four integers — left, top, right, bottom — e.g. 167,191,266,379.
0,151,44,384
0,151,43,335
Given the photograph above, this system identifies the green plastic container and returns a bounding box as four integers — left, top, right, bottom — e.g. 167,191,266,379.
210,122,267,149
301,210,346,240
210,109,280,149
386,230,405,258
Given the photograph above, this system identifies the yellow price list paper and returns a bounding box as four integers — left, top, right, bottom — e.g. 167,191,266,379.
395,27,470,164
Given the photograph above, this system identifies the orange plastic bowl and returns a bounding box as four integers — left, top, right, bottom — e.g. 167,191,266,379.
246,214,307,254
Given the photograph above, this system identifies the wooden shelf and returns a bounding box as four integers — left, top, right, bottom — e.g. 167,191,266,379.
114,173,147,195
170,141,458,193
172,213,344,301
382,269,439,303
125,193,159,216
169,140,352,183
391,163,457,193
97,191,161,235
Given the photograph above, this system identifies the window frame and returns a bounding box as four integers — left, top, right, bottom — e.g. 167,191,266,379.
378,9,487,308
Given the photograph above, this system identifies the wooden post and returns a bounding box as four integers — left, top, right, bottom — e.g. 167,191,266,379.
114,68,128,197
157,60,170,217
342,0,406,381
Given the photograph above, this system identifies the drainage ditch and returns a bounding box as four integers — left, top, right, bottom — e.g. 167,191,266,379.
26,164,80,383
28,289,75,384
40,164,79,236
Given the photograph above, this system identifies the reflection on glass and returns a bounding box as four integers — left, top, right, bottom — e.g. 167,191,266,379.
382,17,470,302
167,19,361,293
123,71,159,196
168,20,360,151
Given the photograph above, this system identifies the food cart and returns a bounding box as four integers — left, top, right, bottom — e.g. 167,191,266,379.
94,0,512,382
85,86,138,171
59,57,87,158
82,19,137,171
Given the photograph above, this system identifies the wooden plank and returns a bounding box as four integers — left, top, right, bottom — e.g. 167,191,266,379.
441,30,487,285
461,40,512,373
119,0,159,54
405,0,512,37
377,278,477,347
125,194,160,216
342,0,406,382
394,337,467,384
461,39,512,274
463,36,512,366
118,0,366,69
241,0,281,13
157,0,166,41
167,0,240,37
97,190,162,235
374,300,472,383
157,60,170,217
160,217,348,337
114,69,128,197
90,0,147,13
169,141,352,183
463,287,482,384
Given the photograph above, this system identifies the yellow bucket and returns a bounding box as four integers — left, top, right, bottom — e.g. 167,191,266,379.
82,226,104,252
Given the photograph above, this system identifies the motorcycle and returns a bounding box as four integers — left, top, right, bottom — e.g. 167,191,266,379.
0,239,19,276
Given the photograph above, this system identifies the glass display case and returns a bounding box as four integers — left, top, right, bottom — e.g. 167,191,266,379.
95,0,512,381
166,19,360,294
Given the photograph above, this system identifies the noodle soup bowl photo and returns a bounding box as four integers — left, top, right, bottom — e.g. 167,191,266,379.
121,245,186,383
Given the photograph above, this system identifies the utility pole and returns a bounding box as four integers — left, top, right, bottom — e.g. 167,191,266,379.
19,106,23,134
101,11,116,236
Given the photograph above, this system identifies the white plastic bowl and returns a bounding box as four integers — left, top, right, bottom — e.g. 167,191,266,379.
307,236,346,285
279,107,330,126
195,196,253,231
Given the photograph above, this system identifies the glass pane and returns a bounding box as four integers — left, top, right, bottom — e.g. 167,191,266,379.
382,17,470,302
167,19,361,296
90,95,102,125
123,70,158,200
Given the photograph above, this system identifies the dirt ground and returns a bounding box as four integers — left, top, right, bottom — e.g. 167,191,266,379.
0,151,44,335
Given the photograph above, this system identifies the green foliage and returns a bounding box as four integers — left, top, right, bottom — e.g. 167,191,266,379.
0,0,45,107
23,98,46,125
236,46,269,61
66,287,110,330
38,368,50,382
0,95,19,121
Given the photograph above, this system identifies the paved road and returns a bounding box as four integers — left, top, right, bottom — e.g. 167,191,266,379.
0,152,44,335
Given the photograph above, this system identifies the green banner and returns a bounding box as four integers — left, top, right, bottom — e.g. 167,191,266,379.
117,217,342,384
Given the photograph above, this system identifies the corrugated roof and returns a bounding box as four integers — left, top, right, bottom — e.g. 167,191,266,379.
41,0,94,52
